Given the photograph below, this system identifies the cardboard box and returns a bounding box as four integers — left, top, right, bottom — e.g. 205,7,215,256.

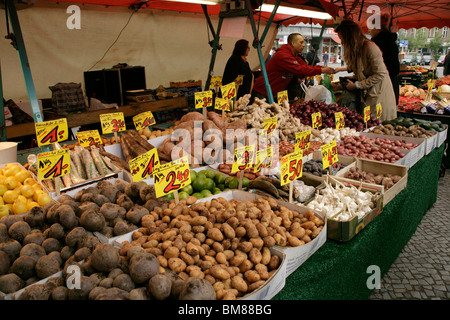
437,125,448,147
308,177,383,242
334,158,408,206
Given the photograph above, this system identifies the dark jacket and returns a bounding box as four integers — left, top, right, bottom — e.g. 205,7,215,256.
444,53,450,76
222,55,253,99
306,50,319,66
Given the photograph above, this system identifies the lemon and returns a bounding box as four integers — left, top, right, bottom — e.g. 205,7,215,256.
0,197,4,206
0,169,4,176
12,200,28,215
0,185,7,197
20,185,35,199
23,177,37,186
15,170,31,183
5,176,18,190
5,165,21,177
0,175,5,184
16,195,28,203
37,193,51,206
3,190,19,204
32,189,45,202
27,202,39,210
32,183,42,192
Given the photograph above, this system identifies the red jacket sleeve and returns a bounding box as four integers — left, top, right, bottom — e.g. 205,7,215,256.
276,49,322,77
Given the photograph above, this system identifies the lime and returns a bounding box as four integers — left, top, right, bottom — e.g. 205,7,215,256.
165,192,175,200
204,178,216,191
178,191,189,200
225,177,234,187
181,184,194,195
192,192,203,199
197,172,207,180
227,178,239,190
192,178,207,192
214,173,226,185
212,188,222,195
198,170,208,176
190,171,197,181
242,177,250,188
205,169,216,179
200,189,212,198
217,183,225,191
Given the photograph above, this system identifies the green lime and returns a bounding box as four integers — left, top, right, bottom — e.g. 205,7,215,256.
204,178,216,191
223,188,231,192
181,184,194,195
205,169,216,179
213,188,222,195
199,169,208,176
214,173,226,185
227,178,239,190
241,177,250,188
165,193,175,200
217,183,225,191
200,189,212,198
197,172,207,180
225,177,234,187
178,191,189,200
190,171,197,181
192,178,207,192
192,192,203,199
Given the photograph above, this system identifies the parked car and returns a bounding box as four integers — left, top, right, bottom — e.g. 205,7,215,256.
437,55,446,66
401,54,417,66
422,54,432,65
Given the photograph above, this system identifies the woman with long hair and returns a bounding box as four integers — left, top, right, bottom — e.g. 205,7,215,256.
333,19,397,121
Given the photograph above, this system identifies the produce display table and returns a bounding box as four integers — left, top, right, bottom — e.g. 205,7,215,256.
273,145,443,300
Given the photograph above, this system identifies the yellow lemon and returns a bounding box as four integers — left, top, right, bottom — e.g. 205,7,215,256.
23,177,37,186
32,183,42,192
32,189,45,202
0,168,4,175
0,204,10,218
5,165,21,177
0,197,4,206
5,176,18,190
0,185,7,197
20,185,35,199
37,193,51,206
0,176,5,185
27,202,39,210
12,201,28,215
16,195,28,204
3,190,19,204
15,170,31,183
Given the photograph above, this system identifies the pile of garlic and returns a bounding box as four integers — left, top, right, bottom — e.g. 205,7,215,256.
306,178,378,222
312,127,357,144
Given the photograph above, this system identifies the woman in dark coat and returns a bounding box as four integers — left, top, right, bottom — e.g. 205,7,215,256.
222,39,254,99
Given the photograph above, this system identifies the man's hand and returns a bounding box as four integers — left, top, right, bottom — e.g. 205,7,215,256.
346,79,357,90
321,66,335,74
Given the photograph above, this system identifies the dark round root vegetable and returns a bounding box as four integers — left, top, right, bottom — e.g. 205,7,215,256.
0,239,22,263
17,283,52,300
67,275,97,300
95,287,130,300
41,238,62,254
10,255,37,280
8,221,31,242
179,277,216,300
90,243,120,272
46,203,62,224
170,279,185,300
20,243,46,261
0,251,9,275
23,232,46,246
65,227,87,247
0,223,8,243
99,203,121,221
128,252,160,284
99,277,114,288
0,273,24,293
60,246,75,261
89,286,106,300
79,209,106,232
116,193,134,211
126,205,149,225
129,287,149,300
0,214,23,229
78,235,101,251
125,182,146,202
113,273,135,292
74,247,91,262
78,202,99,213
52,286,69,300
24,206,46,227
97,180,119,203
56,205,78,229
35,255,61,279
148,274,172,300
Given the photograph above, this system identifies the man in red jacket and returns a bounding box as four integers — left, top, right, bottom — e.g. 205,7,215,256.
252,33,334,101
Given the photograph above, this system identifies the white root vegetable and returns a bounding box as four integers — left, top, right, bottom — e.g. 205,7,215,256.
76,145,100,179
70,150,87,179
91,147,113,176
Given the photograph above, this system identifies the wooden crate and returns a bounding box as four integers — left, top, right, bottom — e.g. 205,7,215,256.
169,80,202,88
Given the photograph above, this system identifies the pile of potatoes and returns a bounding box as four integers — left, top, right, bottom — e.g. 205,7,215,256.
119,196,325,300
138,127,174,141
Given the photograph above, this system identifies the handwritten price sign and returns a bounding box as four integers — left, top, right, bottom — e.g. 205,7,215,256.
231,145,256,173
153,156,191,198
277,90,288,105
221,82,237,101
37,149,70,180
335,112,345,130
133,111,156,131
35,118,68,147
215,97,230,112
261,116,277,136
253,147,273,173
195,91,213,109
295,130,311,151
312,112,322,129
363,106,371,123
321,140,338,169
234,75,244,86
427,79,434,93
210,76,222,88
76,130,103,148
100,112,126,134
376,103,382,119
280,149,303,186
129,148,160,182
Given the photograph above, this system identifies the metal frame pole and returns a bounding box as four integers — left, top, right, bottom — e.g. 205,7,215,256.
0,61,5,141
203,5,224,91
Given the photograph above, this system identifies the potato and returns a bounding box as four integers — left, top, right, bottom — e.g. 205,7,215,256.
95,287,130,300
148,273,172,300
178,277,216,300
231,275,248,293
113,273,135,292
90,243,120,272
88,286,106,300
10,255,37,280
0,273,24,293
168,257,187,273
210,265,230,280
129,252,160,284
8,221,31,242
35,255,61,279
129,287,149,300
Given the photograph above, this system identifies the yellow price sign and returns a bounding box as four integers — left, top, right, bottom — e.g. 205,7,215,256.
321,140,338,170
133,111,156,131
261,116,277,136
363,106,371,123
194,91,213,109
312,112,322,129
100,112,126,134
295,130,311,151
76,130,103,148
153,156,191,198
234,75,244,86
253,147,273,173
37,149,71,180
35,118,69,147
210,76,222,88
231,145,256,173
376,103,382,119
220,82,237,101
277,90,288,105
280,149,303,186
427,79,434,93
129,148,160,182
214,97,230,112
335,112,345,130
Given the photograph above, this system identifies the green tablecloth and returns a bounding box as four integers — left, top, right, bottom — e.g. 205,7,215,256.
273,145,444,300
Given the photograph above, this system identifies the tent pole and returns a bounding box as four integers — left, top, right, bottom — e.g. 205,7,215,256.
0,61,5,141
5,0,43,124
245,0,276,104
203,5,223,91
259,0,281,44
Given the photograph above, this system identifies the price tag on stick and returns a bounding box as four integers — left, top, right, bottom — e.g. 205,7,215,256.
133,111,156,131
295,130,311,151
321,140,339,170
35,118,69,147
277,90,288,105
37,149,71,181
335,112,345,130
100,112,126,143
220,82,237,101
261,116,277,136
280,149,304,203
254,147,273,174
312,112,322,129
232,145,256,189
76,130,103,148
153,157,191,202
129,148,160,182
363,106,371,128
376,103,382,119
210,76,222,88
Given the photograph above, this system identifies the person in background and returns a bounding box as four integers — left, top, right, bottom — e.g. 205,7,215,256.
332,19,397,121
251,33,334,102
444,52,450,76
370,13,400,105
265,47,276,64
323,51,329,66
306,44,320,66
222,39,254,99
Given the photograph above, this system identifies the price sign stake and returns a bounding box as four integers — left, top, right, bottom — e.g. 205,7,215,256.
129,148,160,182
35,118,69,147
295,130,311,151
